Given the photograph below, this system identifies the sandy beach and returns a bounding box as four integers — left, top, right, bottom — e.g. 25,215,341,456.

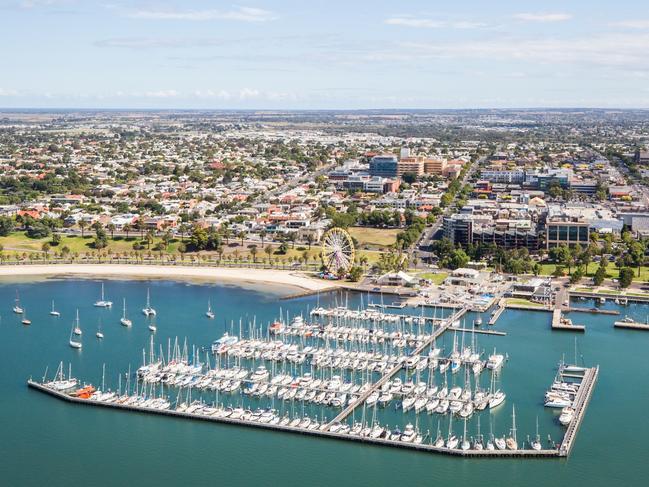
0,264,337,292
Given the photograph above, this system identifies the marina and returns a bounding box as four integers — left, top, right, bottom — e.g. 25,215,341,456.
2,278,646,486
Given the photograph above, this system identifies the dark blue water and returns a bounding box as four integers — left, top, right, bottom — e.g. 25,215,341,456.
1,278,647,486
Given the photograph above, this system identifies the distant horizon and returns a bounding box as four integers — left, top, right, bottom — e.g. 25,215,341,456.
2,106,649,113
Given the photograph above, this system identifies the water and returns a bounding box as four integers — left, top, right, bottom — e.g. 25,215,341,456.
0,278,647,486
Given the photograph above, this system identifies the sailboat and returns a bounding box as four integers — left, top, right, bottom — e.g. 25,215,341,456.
96,318,104,339
73,309,82,335
148,318,157,332
69,325,83,348
69,314,82,349
206,299,215,319
94,282,113,308
461,417,471,450
50,300,60,317
506,406,518,450
13,290,23,314
21,308,32,325
142,288,156,316
531,416,542,451
120,298,132,327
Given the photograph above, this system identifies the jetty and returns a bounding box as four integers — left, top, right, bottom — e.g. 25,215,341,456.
558,366,599,457
327,307,467,427
552,309,585,332
488,299,506,325
27,379,561,458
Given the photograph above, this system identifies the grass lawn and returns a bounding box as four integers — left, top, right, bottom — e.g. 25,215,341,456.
506,298,545,307
0,231,384,268
417,272,448,284
347,227,399,248
539,261,649,282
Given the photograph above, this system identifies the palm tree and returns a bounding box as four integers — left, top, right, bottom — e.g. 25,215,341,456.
145,229,155,250
179,223,189,242
260,230,267,246
306,234,315,249
238,230,247,247
78,220,87,237
123,224,132,239
107,223,116,239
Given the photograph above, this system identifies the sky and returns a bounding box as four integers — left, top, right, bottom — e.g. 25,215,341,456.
1,0,649,109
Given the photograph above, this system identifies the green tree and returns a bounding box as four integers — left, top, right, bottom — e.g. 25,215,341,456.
593,264,607,286
0,216,15,236
619,267,634,288
348,266,363,282
189,225,208,251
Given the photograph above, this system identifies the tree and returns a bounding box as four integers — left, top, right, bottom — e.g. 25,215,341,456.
94,227,108,250
593,264,607,286
238,231,247,247
553,265,566,278
78,220,87,238
0,216,15,236
306,234,315,250
41,242,51,258
107,223,116,239
278,242,289,254
619,267,634,288
264,244,273,262
288,232,297,249
569,267,584,284
145,230,155,250
250,245,258,263
259,230,267,246
123,224,132,239
348,266,363,282
51,233,62,246
189,225,208,251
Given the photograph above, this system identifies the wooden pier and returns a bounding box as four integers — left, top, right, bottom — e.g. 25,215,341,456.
559,366,599,457
27,380,561,458
551,309,585,332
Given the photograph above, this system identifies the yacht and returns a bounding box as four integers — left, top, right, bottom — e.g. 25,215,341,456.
489,390,506,409
50,300,60,317
531,417,542,451
120,298,132,327
446,435,459,449
559,407,575,426
487,351,504,370
251,366,270,383
148,321,157,332
211,333,239,354
506,406,518,450
400,423,417,443
142,288,156,316
206,299,215,319
94,283,113,308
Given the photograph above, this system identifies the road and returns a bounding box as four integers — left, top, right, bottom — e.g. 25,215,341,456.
414,156,482,264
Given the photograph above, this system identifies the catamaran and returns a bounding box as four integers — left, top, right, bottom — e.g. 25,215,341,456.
142,288,156,316
21,308,31,325
120,298,132,327
13,290,23,314
50,300,60,317
206,299,215,319
94,282,113,308
73,309,82,336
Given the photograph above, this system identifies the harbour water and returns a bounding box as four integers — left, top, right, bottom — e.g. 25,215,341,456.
1,278,648,486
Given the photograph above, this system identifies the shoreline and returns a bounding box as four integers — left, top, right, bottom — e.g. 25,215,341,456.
0,264,337,293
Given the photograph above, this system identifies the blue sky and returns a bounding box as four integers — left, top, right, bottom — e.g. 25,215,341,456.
1,0,649,109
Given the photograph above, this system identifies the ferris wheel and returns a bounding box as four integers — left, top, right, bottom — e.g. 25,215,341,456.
321,227,355,274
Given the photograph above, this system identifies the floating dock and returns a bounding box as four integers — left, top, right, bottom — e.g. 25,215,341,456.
559,366,599,457
27,380,561,458
614,320,649,331
552,309,585,332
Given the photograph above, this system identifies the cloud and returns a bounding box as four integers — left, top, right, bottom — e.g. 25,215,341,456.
143,90,179,98
611,20,649,29
128,6,276,22
0,87,20,96
384,16,486,29
513,13,572,22
93,37,228,49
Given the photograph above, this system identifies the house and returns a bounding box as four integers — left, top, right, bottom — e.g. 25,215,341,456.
377,271,419,287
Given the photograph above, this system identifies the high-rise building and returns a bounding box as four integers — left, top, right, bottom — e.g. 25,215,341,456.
369,155,399,178
397,156,424,177
424,158,447,175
